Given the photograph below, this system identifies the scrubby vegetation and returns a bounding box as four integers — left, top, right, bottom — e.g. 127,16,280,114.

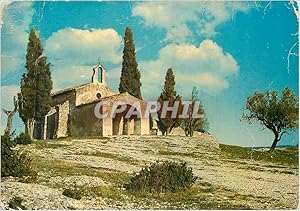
1,133,35,177
62,186,124,201
220,144,298,167
8,196,26,209
14,132,32,145
124,161,197,193
63,188,84,200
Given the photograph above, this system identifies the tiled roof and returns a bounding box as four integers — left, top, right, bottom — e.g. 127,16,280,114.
77,92,145,107
51,83,89,96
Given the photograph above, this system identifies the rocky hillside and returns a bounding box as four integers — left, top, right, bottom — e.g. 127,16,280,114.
1,134,298,209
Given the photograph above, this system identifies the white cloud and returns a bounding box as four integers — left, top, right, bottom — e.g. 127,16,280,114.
51,65,94,92
132,1,250,42
1,2,34,78
45,28,122,64
44,28,123,89
137,39,239,98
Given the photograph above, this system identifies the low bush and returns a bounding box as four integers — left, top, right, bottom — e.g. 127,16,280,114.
15,132,32,145
219,144,298,167
63,186,124,201
8,196,26,209
63,188,84,200
1,133,35,177
124,161,197,193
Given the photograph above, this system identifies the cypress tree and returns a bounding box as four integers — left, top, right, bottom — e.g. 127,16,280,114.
157,68,182,135
119,27,142,99
19,28,53,138
159,68,177,100
181,87,209,137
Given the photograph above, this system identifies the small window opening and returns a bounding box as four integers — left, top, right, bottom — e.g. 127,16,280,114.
96,93,102,99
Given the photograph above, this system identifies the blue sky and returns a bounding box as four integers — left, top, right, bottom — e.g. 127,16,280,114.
1,1,298,147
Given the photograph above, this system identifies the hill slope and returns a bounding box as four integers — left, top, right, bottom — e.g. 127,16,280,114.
1,135,298,209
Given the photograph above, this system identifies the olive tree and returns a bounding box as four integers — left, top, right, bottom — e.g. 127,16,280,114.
242,87,298,152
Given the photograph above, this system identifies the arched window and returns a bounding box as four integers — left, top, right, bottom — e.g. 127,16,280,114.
98,66,103,83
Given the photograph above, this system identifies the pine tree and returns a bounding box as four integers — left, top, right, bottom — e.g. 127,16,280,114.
157,68,182,135
119,27,142,99
19,28,53,138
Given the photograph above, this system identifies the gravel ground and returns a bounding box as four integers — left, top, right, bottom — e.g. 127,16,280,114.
1,134,298,209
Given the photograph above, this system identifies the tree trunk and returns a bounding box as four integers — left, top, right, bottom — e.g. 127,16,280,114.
190,129,194,137
184,127,189,136
3,95,19,135
25,121,28,134
165,128,169,136
188,124,193,137
169,125,174,134
3,110,17,134
269,133,279,152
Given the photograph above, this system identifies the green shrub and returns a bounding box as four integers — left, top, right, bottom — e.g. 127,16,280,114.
124,161,197,193
14,132,32,145
62,186,123,201
8,196,26,209
1,133,35,177
63,188,84,200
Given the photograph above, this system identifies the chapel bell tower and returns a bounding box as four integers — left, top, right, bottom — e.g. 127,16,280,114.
92,63,106,84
